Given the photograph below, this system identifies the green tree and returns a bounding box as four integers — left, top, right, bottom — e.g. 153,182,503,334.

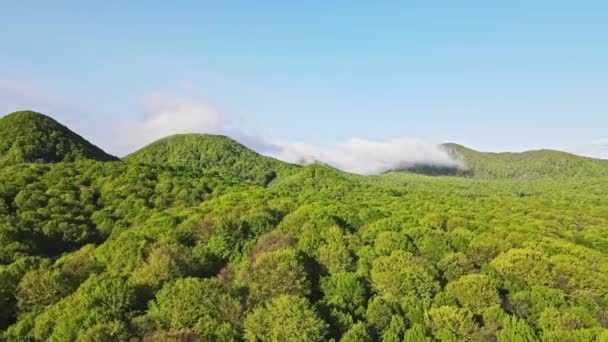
496,315,537,342
445,274,501,312
425,306,478,341
16,268,73,312
147,277,242,339
244,295,327,341
370,251,440,301
244,248,311,306
340,321,371,342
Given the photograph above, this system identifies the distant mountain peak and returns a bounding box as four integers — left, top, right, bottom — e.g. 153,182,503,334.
0,110,117,166
436,143,608,179
124,133,299,185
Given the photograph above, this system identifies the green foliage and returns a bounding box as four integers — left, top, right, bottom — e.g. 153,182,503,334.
491,248,556,289
340,321,371,342
16,267,74,312
381,315,406,342
370,251,440,301
403,323,432,341
145,277,242,339
124,133,298,184
321,272,368,317
442,143,608,179
239,247,311,306
425,306,478,341
496,315,537,342
0,111,117,166
445,274,501,312
32,275,137,341
244,295,327,341
3,112,608,340
365,297,400,338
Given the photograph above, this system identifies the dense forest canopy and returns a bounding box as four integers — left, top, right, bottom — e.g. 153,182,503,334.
0,111,118,167
124,133,299,185
439,143,608,179
1,111,607,341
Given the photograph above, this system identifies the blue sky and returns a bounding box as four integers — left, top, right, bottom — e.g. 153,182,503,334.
1,1,607,165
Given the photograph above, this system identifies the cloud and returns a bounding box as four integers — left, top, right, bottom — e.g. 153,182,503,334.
111,93,228,155
0,78,70,116
110,92,461,173
563,140,608,160
111,92,283,156
271,138,461,175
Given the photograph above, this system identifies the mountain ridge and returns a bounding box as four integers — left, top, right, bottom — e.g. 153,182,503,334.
124,133,300,185
438,142,608,179
0,110,117,166
2,110,607,180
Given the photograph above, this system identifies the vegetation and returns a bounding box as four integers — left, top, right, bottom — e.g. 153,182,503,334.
441,143,608,179
124,133,299,185
1,111,608,341
0,111,117,166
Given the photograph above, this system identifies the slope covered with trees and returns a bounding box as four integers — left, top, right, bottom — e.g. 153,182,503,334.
124,134,299,185
0,111,117,166
1,112,608,341
441,143,608,179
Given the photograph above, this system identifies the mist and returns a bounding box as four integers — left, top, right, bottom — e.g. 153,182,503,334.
271,138,462,175
105,93,462,173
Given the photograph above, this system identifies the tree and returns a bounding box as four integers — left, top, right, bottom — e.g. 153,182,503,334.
365,296,400,338
340,321,371,342
16,268,73,312
130,243,197,292
382,315,406,342
403,323,432,341
320,272,368,316
373,231,414,256
147,277,242,339
445,274,501,312
244,295,327,341
370,251,440,301
496,315,537,342
244,248,311,306
490,248,556,288
425,306,478,341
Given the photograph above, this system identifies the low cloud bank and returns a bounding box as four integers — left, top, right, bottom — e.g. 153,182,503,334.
111,93,226,155
110,93,461,174
272,138,461,175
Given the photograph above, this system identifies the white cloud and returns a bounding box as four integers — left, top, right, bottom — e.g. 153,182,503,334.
563,140,608,160
0,78,73,116
111,93,227,155
110,92,461,173
271,138,461,175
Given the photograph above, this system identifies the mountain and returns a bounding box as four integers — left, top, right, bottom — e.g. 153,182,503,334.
124,133,299,185
0,111,117,166
440,143,608,179
2,114,608,340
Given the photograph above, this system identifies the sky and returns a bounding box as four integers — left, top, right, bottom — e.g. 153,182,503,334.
1,1,607,172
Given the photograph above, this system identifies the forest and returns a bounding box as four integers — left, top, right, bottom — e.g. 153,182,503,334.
1,111,608,341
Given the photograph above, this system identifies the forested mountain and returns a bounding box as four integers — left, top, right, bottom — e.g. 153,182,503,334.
124,134,299,185
440,143,608,179
0,111,117,166
1,112,608,341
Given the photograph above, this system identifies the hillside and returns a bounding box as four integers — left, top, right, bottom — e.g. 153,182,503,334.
1,113,608,341
124,133,299,185
401,143,608,179
0,111,117,166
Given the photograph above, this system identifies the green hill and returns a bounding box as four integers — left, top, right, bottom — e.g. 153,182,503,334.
2,114,608,340
124,133,299,185
0,110,117,166
442,143,608,179
398,143,608,179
